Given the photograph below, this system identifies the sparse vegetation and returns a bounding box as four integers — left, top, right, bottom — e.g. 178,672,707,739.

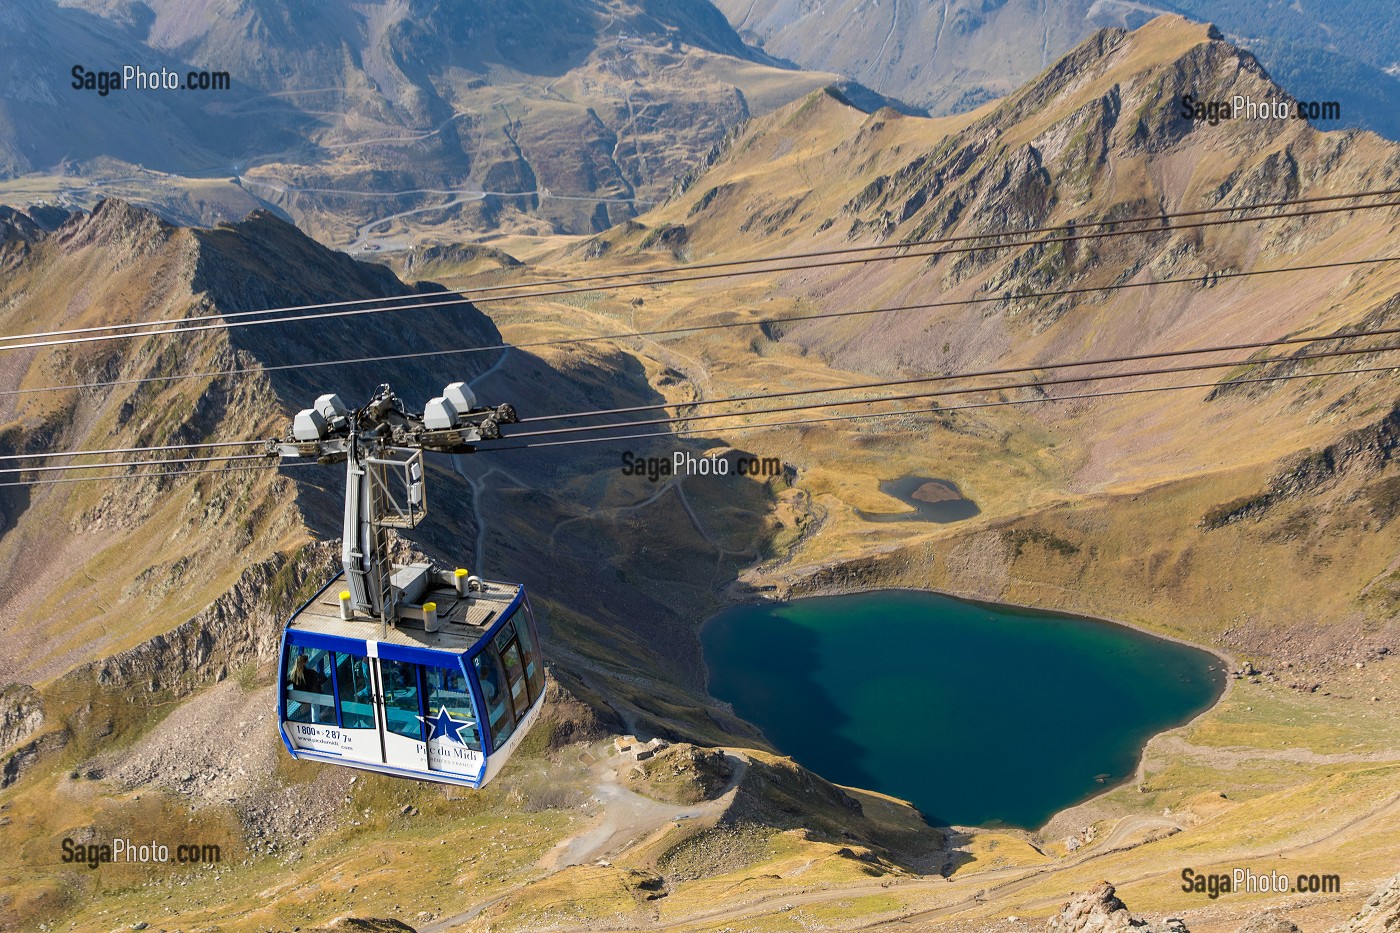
1005,527,1081,558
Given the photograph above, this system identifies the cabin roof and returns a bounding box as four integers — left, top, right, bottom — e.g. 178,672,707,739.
288,576,523,655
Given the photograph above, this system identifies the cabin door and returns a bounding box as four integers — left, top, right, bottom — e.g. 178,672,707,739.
329,651,383,764
373,656,429,773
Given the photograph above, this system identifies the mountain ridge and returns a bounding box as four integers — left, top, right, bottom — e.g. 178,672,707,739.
714,0,1400,138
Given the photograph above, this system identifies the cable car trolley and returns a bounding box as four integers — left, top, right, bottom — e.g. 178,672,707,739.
269,383,544,788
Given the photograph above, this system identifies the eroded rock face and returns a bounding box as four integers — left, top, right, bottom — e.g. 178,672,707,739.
82,546,331,696
0,684,43,753
1330,871,1400,933
1046,882,1188,933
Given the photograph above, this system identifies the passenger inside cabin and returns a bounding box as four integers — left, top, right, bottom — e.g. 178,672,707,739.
306,662,326,693
286,648,334,724
292,651,327,692
383,662,410,695
478,653,502,704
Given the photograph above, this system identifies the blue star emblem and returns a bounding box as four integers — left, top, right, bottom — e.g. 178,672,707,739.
421,705,475,744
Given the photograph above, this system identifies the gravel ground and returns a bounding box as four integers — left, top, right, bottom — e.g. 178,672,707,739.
98,680,356,846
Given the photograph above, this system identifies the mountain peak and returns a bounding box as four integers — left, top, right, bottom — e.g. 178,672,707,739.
967,11,1333,173
1133,11,1223,44
56,198,178,256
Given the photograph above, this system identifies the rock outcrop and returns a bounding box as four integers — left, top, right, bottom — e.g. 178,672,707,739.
1047,882,1188,933
1059,871,1400,933
1330,871,1400,933
1237,913,1300,933
0,684,43,754
79,545,331,696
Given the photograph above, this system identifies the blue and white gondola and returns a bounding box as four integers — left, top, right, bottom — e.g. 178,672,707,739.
277,569,545,788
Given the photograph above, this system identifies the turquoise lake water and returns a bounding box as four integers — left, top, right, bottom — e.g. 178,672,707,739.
701,590,1225,828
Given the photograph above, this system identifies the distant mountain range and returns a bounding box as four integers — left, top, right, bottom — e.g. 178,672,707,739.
592,11,1400,669
714,0,1400,138
4,0,1396,248
1,0,902,244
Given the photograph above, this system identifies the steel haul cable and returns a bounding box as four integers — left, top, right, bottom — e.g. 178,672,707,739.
10,316,1400,467
0,453,271,476
499,339,1400,440
483,363,1400,453
0,462,316,489
7,359,1392,480
512,285,1400,424
9,337,1400,478
0,439,265,462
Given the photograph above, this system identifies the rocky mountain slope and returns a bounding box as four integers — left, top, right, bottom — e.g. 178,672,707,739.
0,197,884,929
0,194,783,731
377,14,1400,926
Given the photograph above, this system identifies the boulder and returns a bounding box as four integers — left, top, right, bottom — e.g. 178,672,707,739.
1046,881,1188,933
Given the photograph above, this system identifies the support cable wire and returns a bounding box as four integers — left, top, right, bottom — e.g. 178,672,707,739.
499,339,1400,440
0,461,316,489
0,438,265,462
514,280,1400,424
0,452,272,476
2,186,1397,346
8,361,1394,479
3,255,1396,401
11,317,1400,465
11,340,1400,475
1,198,1398,354
484,362,1400,452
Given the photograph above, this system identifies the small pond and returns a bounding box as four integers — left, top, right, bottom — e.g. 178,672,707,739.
856,476,980,523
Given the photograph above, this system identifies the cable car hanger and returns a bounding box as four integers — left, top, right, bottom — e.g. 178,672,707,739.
269,382,517,633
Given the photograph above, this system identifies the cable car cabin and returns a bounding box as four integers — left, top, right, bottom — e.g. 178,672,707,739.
277,571,546,788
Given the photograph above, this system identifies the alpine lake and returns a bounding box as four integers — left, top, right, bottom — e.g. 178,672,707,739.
702,590,1225,828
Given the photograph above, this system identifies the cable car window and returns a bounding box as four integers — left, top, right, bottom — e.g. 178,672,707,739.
380,659,423,740
495,634,530,720
335,652,375,729
285,647,335,724
423,666,482,751
515,612,545,703
473,650,515,748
